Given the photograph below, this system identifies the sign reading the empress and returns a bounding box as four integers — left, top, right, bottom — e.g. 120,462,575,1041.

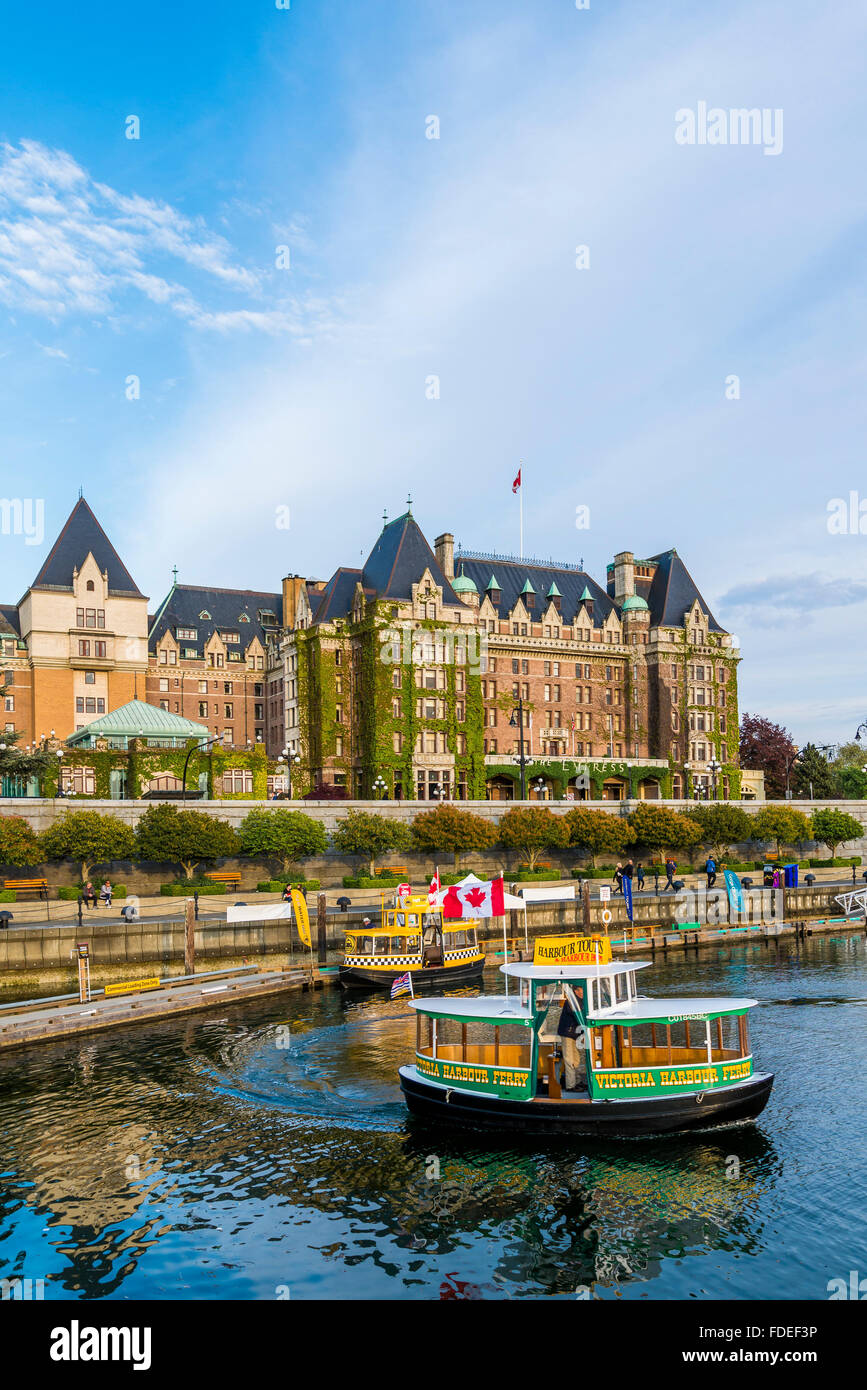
533,934,612,966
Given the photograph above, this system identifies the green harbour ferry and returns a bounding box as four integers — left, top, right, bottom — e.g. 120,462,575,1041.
398,935,773,1137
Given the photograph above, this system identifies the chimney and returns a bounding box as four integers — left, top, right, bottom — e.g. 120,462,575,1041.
281,575,305,629
434,532,455,581
612,551,635,601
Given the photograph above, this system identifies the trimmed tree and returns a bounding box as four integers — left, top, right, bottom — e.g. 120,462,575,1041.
135,803,238,881
237,808,327,878
563,807,634,868
331,809,412,877
749,806,811,858
0,814,42,867
627,804,701,861
685,804,753,861
410,804,498,871
496,806,570,870
810,809,864,861
39,810,136,884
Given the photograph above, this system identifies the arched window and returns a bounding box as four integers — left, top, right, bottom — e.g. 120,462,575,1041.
86,580,95,591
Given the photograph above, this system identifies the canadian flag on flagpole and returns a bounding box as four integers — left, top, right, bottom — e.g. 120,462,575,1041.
429,869,440,905
512,468,522,493
441,876,505,920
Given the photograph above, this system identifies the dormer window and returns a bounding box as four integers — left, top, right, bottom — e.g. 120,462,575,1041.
199,610,211,621
86,580,94,592
239,613,250,623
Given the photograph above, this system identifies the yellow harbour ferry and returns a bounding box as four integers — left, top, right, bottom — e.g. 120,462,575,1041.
399,933,774,1136
339,893,485,991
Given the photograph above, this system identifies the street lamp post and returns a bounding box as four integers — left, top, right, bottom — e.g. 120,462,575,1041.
372,775,387,800
707,758,721,800
533,776,546,801
182,735,221,796
277,747,302,799
509,698,528,801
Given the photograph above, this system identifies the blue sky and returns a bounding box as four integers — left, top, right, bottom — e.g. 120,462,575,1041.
1,1,866,745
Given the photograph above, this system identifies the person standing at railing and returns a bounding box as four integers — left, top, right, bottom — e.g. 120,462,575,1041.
557,988,586,1092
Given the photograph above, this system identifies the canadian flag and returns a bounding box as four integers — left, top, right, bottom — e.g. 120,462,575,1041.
512,468,522,494
442,876,505,919
429,869,440,905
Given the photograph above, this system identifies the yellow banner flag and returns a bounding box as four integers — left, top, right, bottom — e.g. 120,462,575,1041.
290,888,311,948
533,934,612,966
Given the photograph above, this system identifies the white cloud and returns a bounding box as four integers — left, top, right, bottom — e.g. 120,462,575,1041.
0,139,320,333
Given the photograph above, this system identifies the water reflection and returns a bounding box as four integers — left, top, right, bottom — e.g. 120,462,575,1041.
0,932,863,1300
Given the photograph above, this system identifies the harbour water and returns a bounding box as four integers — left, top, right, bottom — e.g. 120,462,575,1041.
0,931,864,1300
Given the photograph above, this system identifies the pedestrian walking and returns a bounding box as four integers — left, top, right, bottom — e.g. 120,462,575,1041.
622,859,634,885
636,862,645,891
705,856,717,890
664,857,677,892
612,863,624,895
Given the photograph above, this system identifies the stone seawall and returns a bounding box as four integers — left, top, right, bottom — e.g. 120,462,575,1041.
0,884,856,987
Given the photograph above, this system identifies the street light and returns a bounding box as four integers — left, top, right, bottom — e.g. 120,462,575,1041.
855,722,867,743
372,775,387,800
533,776,546,801
509,698,529,800
277,746,302,799
182,734,221,795
707,758,722,800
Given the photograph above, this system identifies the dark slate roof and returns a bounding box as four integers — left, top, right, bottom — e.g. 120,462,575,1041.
0,605,21,637
31,498,144,597
456,555,616,626
148,583,283,657
643,550,723,633
361,512,461,606
310,568,367,624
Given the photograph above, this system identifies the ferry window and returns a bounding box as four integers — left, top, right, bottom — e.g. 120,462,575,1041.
615,973,629,1003
449,931,467,949
423,913,439,928
467,927,477,947
417,1014,433,1054
358,937,374,956
375,938,391,956
386,912,395,927
407,914,419,928
592,977,613,1012
391,936,405,953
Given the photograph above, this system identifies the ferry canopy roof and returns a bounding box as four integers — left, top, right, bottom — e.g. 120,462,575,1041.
589,997,758,1023
409,996,533,1023
501,961,652,980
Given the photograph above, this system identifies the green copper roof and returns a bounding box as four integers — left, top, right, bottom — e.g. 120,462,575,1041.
622,594,650,611
521,578,536,594
579,585,593,601
66,699,209,745
547,581,562,598
452,567,478,593
485,573,501,590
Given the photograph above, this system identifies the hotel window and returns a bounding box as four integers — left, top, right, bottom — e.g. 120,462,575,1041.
223,682,233,694
76,608,84,627
335,705,343,722
512,659,520,674
544,662,551,676
671,664,678,679
222,770,254,794
392,670,401,689
198,680,208,693
553,685,560,701
224,703,234,718
456,671,465,691
392,698,401,717
521,624,528,636
456,701,465,720
159,678,169,692
487,708,497,727
62,767,96,795
335,735,344,756
177,628,198,641
552,711,561,728
159,699,169,711
221,632,240,645
84,608,96,627
94,641,106,658
79,640,91,657
544,684,550,701
75,697,84,713
393,732,403,753
552,662,560,676
198,702,208,718
97,699,105,713
3,695,12,712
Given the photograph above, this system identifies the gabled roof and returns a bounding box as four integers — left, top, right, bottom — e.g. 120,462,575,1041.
30,498,144,598
0,606,21,637
455,557,616,627
361,512,460,605
310,568,367,624
66,699,209,745
148,583,282,657
644,550,723,632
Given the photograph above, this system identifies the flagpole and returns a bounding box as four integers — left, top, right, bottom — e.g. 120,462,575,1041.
519,461,523,559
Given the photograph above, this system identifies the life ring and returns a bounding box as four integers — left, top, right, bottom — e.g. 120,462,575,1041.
695,1092,704,1104
601,908,612,925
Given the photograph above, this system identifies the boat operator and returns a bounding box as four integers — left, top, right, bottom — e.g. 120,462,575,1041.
557,987,586,1093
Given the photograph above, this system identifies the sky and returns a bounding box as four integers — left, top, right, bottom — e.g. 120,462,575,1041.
0,0,865,747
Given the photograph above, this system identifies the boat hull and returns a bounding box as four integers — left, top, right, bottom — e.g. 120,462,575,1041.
399,1066,774,1137
339,958,485,992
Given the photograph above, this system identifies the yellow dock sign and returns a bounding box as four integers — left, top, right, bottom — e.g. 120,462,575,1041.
104,976,161,998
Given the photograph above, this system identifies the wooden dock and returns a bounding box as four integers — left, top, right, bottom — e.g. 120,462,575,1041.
0,966,339,1052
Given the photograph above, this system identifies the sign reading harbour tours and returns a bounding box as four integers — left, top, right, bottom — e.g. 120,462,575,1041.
533,934,613,966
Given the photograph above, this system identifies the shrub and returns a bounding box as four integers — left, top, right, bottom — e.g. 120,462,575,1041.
136,803,237,880
237,809,327,877
341,874,405,889
256,878,321,892
0,889,14,903
160,882,227,896
39,810,136,882
0,814,41,868
332,810,412,876
497,807,569,870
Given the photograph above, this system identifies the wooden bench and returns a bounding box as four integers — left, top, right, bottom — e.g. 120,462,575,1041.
3,878,49,901
375,866,408,878
204,871,241,890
